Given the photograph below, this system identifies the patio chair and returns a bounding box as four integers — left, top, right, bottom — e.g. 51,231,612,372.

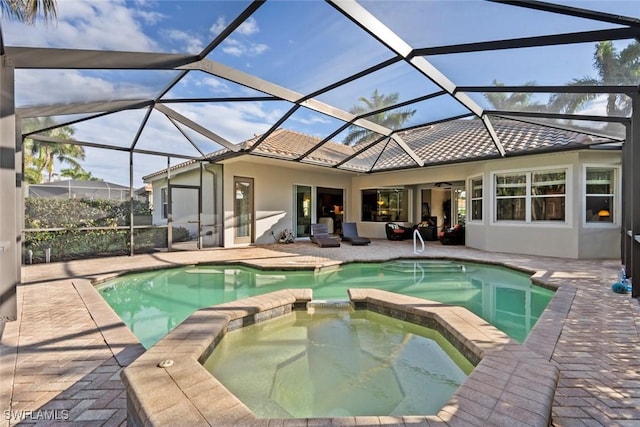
341,222,370,246
440,224,465,245
385,222,412,241
310,223,341,248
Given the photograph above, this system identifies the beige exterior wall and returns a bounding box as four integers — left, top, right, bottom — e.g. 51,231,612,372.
221,158,352,247
149,163,223,247
148,149,621,259
351,162,470,239
351,150,621,259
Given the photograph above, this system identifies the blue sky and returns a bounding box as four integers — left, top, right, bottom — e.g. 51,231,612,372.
2,0,639,186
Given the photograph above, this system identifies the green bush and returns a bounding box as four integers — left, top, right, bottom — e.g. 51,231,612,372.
22,198,177,263
23,228,175,263
24,198,152,228
171,226,191,243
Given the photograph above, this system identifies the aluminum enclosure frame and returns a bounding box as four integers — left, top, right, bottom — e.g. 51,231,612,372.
1,0,639,320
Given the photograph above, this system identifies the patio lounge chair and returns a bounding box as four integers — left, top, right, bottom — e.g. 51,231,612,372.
440,224,465,245
311,223,341,248
385,222,412,241
341,222,370,246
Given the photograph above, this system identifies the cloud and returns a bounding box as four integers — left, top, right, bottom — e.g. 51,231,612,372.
32,97,288,185
221,39,269,57
172,102,282,134
221,39,244,56
210,16,227,36
165,29,204,54
576,95,608,117
210,15,259,37
200,77,230,92
237,17,259,36
290,115,332,126
249,43,269,55
134,9,166,26
2,0,160,52
15,69,175,108
209,15,268,57
16,69,118,107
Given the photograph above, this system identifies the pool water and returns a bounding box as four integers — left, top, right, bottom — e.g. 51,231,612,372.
98,260,553,348
202,309,474,418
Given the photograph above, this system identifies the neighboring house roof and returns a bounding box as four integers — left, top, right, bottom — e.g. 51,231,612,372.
27,180,145,200
143,118,618,181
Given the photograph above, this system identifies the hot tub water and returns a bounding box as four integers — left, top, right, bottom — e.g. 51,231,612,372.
202,301,473,418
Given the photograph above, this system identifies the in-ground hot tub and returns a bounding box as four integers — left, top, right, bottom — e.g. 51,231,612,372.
121,288,559,426
202,303,474,418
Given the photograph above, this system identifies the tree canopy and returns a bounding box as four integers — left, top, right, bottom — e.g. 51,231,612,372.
22,118,90,184
343,90,416,146
1,0,57,24
550,40,640,117
483,80,547,112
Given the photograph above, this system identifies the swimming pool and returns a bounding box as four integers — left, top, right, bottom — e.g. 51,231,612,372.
98,260,553,348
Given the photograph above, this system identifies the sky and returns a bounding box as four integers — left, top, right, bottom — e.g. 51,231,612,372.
2,0,639,187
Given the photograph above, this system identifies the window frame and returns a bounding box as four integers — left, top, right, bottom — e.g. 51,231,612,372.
468,175,483,222
495,172,527,222
583,164,620,227
160,187,168,220
530,169,567,222
361,187,410,223
491,165,571,226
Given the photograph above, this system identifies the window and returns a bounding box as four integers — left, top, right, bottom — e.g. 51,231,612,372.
470,177,483,221
495,173,526,221
161,187,168,219
361,188,408,222
531,170,566,222
585,167,615,224
494,168,567,223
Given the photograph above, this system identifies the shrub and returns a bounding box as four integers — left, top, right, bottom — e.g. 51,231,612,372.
22,198,172,263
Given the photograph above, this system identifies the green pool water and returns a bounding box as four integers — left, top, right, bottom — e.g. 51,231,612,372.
202,309,474,418
97,260,553,348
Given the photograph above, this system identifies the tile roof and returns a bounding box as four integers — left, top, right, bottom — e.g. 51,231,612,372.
143,118,617,180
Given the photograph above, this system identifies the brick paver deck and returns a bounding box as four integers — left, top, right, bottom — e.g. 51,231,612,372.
1,240,638,426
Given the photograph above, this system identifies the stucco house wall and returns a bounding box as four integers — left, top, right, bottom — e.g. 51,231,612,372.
221,157,353,246
352,149,621,259
149,163,223,247
351,161,471,238
147,147,621,259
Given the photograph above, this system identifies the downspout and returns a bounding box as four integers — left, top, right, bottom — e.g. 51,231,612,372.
204,164,220,247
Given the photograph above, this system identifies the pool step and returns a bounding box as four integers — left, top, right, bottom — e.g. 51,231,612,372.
381,260,466,273
307,299,353,314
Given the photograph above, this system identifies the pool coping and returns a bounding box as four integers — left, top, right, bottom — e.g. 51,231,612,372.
120,288,559,426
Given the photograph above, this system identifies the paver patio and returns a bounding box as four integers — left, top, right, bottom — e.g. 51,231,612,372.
1,240,639,426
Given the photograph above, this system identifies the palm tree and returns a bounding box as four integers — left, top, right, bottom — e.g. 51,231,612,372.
1,0,57,24
343,90,416,146
484,80,547,111
549,41,640,117
60,167,102,182
22,117,87,183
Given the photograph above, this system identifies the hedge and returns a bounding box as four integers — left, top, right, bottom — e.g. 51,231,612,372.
23,198,190,264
